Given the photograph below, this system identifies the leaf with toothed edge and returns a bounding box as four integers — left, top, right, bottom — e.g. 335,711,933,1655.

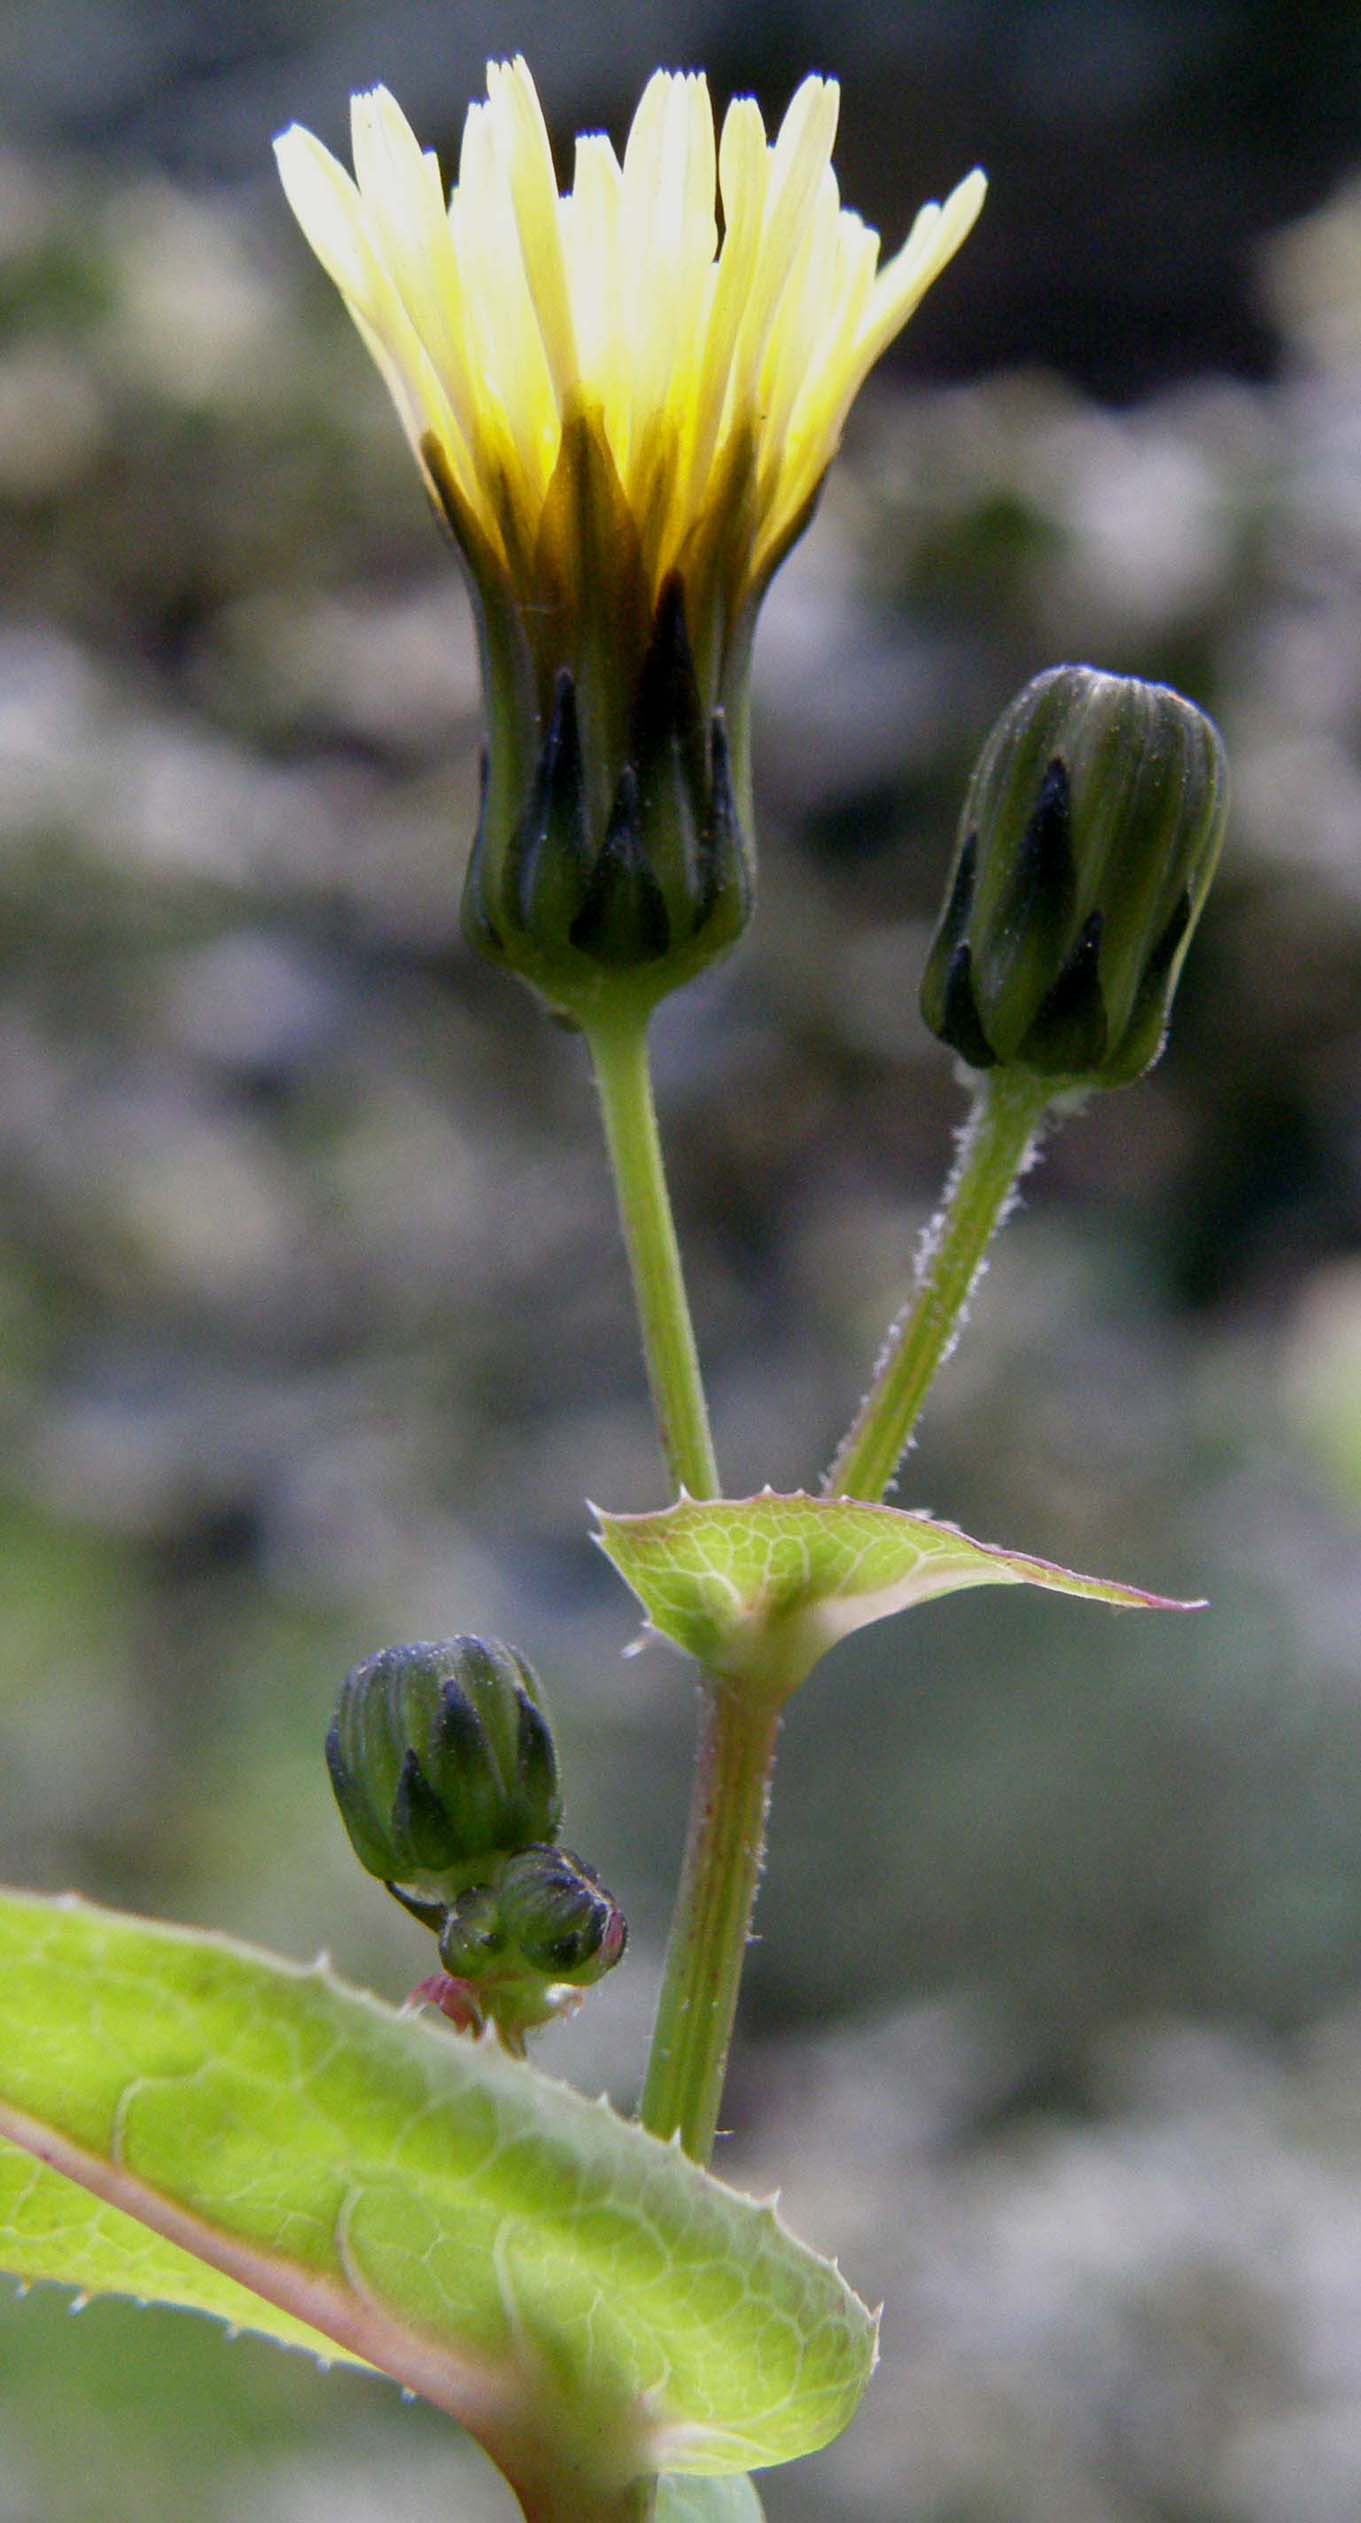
594,1488,1203,1703
0,1890,874,2502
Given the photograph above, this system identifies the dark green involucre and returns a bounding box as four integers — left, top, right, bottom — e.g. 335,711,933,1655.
921,665,1229,1087
461,571,753,1024
422,419,755,1028
325,1636,561,1900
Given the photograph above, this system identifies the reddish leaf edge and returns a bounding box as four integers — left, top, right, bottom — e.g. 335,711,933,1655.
0,2093,517,2428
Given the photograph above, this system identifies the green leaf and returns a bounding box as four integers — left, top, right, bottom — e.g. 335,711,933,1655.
596,1488,1202,1701
0,2141,366,2366
0,1891,874,2510
656,2480,765,2520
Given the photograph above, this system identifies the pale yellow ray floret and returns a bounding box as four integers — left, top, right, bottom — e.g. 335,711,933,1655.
275,57,985,610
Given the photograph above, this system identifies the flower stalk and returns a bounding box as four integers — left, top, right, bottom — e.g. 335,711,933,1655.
825,1068,1055,1504
587,1013,720,1504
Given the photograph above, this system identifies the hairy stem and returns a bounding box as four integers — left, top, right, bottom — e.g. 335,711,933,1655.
826,1068,1055,1503
640,1681,782,2160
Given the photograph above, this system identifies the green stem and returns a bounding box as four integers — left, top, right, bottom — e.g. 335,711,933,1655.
586,1011,780,2165
826,1068,1054,1503
586,1013,720,1503
640,1681,782,2159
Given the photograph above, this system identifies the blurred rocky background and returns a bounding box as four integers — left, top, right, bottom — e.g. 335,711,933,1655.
6,1,1361,2517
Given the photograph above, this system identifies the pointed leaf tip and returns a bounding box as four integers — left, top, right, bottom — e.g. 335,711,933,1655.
595,1489,1203,1702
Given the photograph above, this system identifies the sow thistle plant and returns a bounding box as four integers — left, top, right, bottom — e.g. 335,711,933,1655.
0,57,1227,2523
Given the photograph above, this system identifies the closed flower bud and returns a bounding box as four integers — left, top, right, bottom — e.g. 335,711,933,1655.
325,1636,561,1899
495,1845,629,1987
433,1846,627,2049
921,665,1228,1088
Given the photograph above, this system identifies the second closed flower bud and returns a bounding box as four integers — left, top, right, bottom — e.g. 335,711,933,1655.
921,664,1228,1089
436,1846,627,2032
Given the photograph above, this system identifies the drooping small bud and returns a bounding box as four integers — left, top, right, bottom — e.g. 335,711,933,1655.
431,1848,628,2050
495,1845,629,1986
325,1637,562,1901
921,665,1228,1088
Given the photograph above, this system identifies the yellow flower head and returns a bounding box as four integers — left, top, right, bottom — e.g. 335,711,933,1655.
275,61,985,1018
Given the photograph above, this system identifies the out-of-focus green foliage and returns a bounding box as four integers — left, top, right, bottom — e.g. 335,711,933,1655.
7,6,1361,2518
